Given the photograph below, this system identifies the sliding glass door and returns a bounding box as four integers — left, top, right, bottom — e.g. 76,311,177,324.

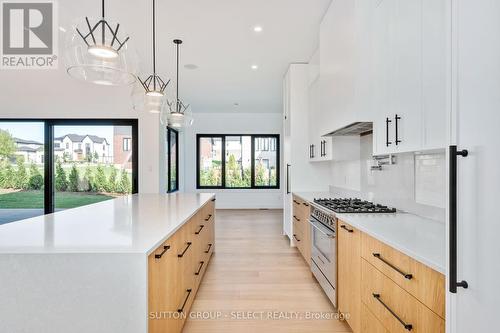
166,127,179,193
0,119,138,224
0,121,45,225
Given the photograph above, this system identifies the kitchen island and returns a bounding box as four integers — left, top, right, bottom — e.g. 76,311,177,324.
0,193,216,333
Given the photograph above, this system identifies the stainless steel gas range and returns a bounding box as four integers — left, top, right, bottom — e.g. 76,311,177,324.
309,198,396,307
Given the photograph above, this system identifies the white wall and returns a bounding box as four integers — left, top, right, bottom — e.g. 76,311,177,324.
328,134,446,221
182,112,283,209
0,71,162,194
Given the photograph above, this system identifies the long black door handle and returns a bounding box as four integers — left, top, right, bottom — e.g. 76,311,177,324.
450,145,469,293
178,242,192,258
373,293,412,331
373,253,412,280
177,289,192,313
386,117,392,147
395,114,402,145
286,164,291,194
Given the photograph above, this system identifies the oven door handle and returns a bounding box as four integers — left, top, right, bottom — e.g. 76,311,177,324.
309,219,335,238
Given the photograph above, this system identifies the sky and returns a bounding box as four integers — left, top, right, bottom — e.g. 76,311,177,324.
0,122,115,144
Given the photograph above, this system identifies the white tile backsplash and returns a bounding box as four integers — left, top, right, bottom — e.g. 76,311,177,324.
329,134,445,222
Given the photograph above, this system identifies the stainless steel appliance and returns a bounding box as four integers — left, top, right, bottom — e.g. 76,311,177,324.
309,198,396,307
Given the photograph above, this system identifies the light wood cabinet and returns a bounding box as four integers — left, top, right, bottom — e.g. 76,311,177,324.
361,259,445,333
292,195,311,265
148,200,216,333
337,220,361,333
361,303,389,333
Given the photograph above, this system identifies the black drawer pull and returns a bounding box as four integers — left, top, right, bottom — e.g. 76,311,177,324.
340,225,354,233
386,117,392,147
302,202,309,207
178,242,192,258
293,215,300,222
211,198,216,202
293,234,300,242
373,293,412,331
204,214,212,222
373,253,413,280
204,243,213,254
177,289,192,313
195,225,205,234
195,261,205,275
154,245,170,259
395,114,402,145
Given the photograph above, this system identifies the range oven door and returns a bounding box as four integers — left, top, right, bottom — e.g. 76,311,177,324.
309,217,336,305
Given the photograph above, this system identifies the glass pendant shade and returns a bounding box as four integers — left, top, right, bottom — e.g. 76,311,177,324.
131,79,166,113
65,0,137,86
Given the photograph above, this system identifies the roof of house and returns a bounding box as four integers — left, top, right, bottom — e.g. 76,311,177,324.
17,146,38,153
55,134,108,144
14,138,43,146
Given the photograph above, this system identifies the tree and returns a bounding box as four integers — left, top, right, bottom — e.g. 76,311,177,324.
0,129,16,160
93,151,99,163
255,160,268,186
68,164,79,192
116,169,131,194
0,163,15,188
83,166,94,192
93,164,107,192
28,163,44,190
55,161,68,191
15,157,28,189
107,167,117,193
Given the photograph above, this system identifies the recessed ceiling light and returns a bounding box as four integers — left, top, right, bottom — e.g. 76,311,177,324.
184,64,198,70
253,26,263,33
251,65,258,70
234,102,240,107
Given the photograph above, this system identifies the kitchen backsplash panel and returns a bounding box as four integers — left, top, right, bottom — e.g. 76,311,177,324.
329,134,445,222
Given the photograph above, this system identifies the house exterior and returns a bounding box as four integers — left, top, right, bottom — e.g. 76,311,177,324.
54,134,111,163
113,126,132,170
13,138,44,164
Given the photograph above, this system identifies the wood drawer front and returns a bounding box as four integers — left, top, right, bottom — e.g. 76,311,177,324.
361,233,445,318
361,259,445,333
361,302,389,333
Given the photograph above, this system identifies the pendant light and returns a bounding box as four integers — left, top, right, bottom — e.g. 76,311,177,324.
64,0,137,86
162,39,194,128
131,0,170,113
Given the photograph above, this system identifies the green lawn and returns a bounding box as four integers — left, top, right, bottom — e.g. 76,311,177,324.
0,190,114,209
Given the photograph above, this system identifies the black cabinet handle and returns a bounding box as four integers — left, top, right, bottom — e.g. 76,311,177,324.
154,245,171,259
373,293,412,331
302,202,309,207
177,289,192,313
204,214,212,222
286,164,291,194
195,225,205,235
293,234,300,242
311,144,315,158
395,114,402,145
195,261,205,275
293,215,300,222
373,253,412,280
204,243,213,254
386,117,392,147
178,242,192,258
211,198,216,202
340,225,354,233
449,145,469,293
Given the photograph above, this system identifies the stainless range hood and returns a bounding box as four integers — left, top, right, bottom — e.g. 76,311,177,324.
325,122,373,136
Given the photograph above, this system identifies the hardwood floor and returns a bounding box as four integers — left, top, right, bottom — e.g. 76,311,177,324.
183,209,351,333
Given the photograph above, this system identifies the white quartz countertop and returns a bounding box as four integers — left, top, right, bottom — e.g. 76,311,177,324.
0,193,215,255
293,192,445,274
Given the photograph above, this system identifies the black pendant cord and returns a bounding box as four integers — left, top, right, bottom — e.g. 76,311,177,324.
173,39,183,112
101,0,105,45
152,0,157,90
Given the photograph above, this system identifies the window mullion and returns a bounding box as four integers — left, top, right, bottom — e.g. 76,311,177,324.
251,135,255,188
221,136,226,189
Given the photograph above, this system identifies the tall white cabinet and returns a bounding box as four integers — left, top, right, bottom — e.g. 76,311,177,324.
283,64,330,239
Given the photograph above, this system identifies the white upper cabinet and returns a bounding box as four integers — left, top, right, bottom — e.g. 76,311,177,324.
372,0,446,155
315,0,447,156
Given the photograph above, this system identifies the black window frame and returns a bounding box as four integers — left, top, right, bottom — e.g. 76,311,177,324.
0,118,139,215
166,127,179,193
196,134,280,190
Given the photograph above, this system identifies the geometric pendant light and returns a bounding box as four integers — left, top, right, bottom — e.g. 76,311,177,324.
65,0,137,86
161,39,194,128
132,0,170,113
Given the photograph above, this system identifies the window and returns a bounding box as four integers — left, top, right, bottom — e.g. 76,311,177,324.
166,127,179,193
123,138,131,152
0,119,138,225
197,134,279,189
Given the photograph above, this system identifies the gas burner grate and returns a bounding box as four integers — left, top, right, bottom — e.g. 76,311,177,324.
313,198,396,214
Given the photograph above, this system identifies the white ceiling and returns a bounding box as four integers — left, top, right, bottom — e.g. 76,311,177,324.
0,0,331,114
